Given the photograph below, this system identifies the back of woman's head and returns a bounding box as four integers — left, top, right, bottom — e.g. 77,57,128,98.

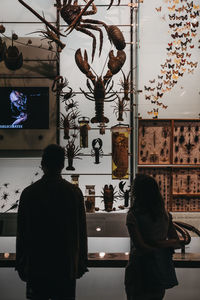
132,173,165,220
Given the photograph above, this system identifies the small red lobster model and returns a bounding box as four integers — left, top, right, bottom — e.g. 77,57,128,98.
75,48,126,125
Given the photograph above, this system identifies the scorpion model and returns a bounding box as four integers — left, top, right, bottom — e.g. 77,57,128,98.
91,138,103,164
75,48,126,125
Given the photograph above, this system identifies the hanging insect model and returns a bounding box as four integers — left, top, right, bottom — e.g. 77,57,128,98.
91,138,103,164
75,48,126,126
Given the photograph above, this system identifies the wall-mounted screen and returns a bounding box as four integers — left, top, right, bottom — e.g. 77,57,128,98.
0,87,49,129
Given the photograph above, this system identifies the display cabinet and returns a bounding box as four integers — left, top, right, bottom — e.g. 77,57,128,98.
138,119,200,212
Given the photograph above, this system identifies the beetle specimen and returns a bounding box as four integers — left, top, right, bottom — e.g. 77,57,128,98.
78,117,90,148
75,48,126,124
91,138,103,164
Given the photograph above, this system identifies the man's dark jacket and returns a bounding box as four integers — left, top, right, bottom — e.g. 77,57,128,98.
15,174,88,281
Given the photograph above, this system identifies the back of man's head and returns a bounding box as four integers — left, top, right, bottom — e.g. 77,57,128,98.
41,144,65,173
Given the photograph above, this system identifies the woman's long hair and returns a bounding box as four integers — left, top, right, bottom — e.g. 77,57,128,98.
131,173,166,221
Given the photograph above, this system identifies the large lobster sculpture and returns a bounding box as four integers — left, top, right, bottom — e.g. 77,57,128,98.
75,48,126,124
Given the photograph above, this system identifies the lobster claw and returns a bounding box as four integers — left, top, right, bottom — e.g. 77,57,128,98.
75,49,95,81
104,50,126,82
108,50,126,74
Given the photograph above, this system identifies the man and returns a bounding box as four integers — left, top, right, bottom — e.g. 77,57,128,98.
16,144,88,300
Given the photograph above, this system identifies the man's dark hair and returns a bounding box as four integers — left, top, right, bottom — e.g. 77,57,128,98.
41,144,65,171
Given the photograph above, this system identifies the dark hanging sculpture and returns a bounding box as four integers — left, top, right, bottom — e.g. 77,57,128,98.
4,34,23,70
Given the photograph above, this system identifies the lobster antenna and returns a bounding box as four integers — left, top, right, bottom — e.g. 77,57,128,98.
100,45,112,77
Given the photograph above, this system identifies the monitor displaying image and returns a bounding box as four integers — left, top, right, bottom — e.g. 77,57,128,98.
0,87,49,129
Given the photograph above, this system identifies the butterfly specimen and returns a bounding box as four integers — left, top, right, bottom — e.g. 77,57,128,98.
155,6,162,12
169,13,176,20
181,68,186,72
157,86,162,90
157,101,163,106
164,80,170,85
178,72,183,76
174,58,181,64
181,41,187,47
162,104,168,109
161,70,167,74
192,22,199,28
172,74,179,79
176,53,184,58
173,70,179,74
169,23,176,28
193,4,199,10
186,38,192,43
191,28,197,33
189,45,194,48
166,74,172,79
188,69,194,73
183,32,190,37
171,32,179,39
176,22,183,27
150,88,155,92
175,47,180,50
161,63,167,68
173,80,177,84
149,79,155,83
187,1,193,8
185,8,192,13
147,111,153,115
168,63,175,69
168,42,173,47
158,75,163,79
168,5,175,11
145,95,151,100
157,92,164,98
144,86,151,91
166,59,172,63
158,82,163,87
167,46,172,51
191,32,197,37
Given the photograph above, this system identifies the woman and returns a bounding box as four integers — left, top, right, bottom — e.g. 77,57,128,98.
125,174,181,300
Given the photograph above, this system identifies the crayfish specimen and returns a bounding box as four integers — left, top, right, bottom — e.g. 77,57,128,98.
75,48,126,125
65,139,82,170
